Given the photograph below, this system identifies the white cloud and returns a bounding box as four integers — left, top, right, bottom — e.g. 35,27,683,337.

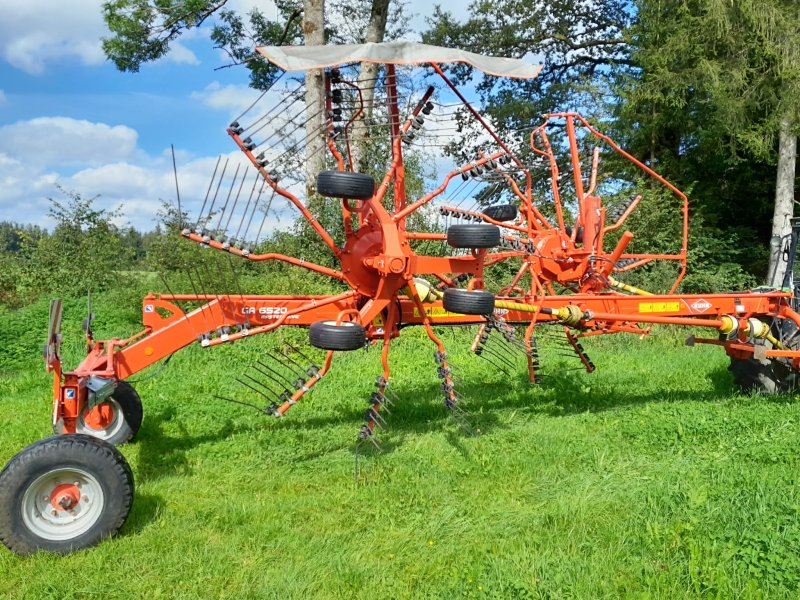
0,152,60,222
191,82,265,118
0,0,107,74
0,117,139,168
0,0,204,74
0,117,294,235
168,41,201,66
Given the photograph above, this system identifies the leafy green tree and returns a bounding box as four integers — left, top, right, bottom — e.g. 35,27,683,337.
103,0,298,83
24,188,126,297
0,223,46,307
424,0,634,128
0,222,45,254
620,0,800,285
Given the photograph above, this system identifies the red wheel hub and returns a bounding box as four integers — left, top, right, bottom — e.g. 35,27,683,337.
339,214,406,299
50,484,81,511
83,402,115,430
532,229,588,284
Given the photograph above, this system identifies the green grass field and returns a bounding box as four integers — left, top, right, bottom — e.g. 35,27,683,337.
1,298,800,598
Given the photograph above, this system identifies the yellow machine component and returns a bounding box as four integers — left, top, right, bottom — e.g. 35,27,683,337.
492,300,584,326
607,275,653,296
553,305,584,326
406,277,443,303
719,315,739,336
745,318,784,349
745,318,770,339
767,334,785,349
718,315,784,349
494,300,541,313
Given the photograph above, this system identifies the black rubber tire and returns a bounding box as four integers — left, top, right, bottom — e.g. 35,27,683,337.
0,434,134,555
729,353,799,394
565,226,584,244
446,224,500,248
316,171,375,200
443,288,495,315
309,320,366,351
729,318,800,394
483,204,517,222
53,380,143,446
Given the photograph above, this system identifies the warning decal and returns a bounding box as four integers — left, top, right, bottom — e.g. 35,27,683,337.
413,306,461,317
639,301,681,313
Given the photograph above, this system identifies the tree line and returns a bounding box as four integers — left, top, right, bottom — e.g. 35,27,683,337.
0,190,159,306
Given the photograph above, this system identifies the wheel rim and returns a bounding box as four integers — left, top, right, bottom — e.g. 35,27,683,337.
21,468,105,541
77,398,124,440
322,320,357,327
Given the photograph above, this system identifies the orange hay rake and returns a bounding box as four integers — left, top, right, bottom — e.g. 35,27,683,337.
2,42,800,555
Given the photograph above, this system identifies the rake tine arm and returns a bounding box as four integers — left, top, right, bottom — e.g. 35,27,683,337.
505,175,551,232
435,205,532,234
359,301,398,441
99,297,235,379
613,257,656,272
563,327,596,373
405,278,463,412
403,232,447,241
393,149,508,223
229,129,342,258
530,126,566,232
603,195,641,234
181,232,346,281
274,351,334,417
405,278,447,356
470,324,489,353
430,63,527,174
524,320,540,384
586,147,600,197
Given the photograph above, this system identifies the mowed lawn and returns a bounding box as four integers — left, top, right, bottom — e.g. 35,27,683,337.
1,299,800,598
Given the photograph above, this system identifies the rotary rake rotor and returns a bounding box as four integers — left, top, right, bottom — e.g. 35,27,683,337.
3,41,800,555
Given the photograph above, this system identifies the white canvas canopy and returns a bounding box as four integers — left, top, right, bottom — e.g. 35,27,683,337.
255,41,542,79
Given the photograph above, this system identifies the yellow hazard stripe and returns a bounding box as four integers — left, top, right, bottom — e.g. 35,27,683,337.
639,302,681,313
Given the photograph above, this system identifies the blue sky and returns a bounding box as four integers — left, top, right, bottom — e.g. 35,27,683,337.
0,0,472,232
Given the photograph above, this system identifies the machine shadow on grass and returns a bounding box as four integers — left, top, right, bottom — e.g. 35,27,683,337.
132,405,240,483
120,492,165,538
